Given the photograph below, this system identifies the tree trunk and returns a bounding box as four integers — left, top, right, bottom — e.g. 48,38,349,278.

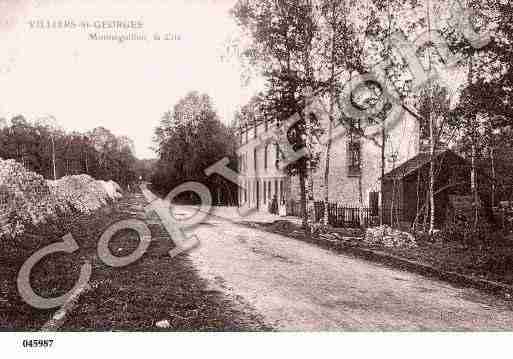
429,111,436,234
322,2,338,228
299,170,307,229
468,56,478,229
491,145,495,208
84,150,89,175
51,135,57,180
391,177,396,227
358,173,364,227
380,122,385,226
322,81,335,228
471,140,478,228
427,0,436,235
323,123,332,227
303,111,315,235
413,168,421,231
423,183,429,232
302,13,315,235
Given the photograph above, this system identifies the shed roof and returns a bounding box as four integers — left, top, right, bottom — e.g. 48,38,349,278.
383,149,464,181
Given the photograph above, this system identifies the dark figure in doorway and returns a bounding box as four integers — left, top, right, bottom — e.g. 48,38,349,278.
270,195,278,215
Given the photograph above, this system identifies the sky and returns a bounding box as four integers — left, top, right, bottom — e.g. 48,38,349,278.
0,0,262,159
0,0,473,160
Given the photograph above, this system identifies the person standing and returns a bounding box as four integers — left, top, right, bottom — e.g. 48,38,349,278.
279,198,286,217
270,194,278,215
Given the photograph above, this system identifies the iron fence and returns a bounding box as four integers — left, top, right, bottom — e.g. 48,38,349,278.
286,200,402,228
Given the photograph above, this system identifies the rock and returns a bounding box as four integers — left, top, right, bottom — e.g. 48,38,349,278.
155,319,170,328
319,233,338,242
98,180,122,200
364,225,417,248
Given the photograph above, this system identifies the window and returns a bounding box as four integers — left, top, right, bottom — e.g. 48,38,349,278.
347,137,361,177
275,144,280,169
263,181,267,203
348,117,361,132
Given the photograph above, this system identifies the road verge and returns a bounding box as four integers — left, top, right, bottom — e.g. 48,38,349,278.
243,221,513,300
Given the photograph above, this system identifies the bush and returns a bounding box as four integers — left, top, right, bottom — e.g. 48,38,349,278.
437,221,503,248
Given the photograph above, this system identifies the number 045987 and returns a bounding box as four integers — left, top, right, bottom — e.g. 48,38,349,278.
22,339,54,348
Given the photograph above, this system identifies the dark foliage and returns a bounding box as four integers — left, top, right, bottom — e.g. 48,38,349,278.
0,116,138,187
151,92,239,205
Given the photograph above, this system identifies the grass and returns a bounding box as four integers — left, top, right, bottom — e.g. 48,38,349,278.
0,202,127,331
60,203,270,331
379,240,513,286
0,192,270,331
247,219,513,288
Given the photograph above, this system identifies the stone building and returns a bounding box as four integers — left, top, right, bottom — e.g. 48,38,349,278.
236,102,420,212
236,118,289,211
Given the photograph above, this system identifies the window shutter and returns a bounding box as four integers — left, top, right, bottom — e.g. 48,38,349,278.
254,148,257,172
264,144,268,170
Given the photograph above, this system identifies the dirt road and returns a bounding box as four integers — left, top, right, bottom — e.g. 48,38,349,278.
166,205,513,331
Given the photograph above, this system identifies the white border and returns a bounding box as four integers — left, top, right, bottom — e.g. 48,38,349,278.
2,332,513,359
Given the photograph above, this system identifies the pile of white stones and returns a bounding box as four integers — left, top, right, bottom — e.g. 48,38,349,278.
364,225,417,248
0,158,123,238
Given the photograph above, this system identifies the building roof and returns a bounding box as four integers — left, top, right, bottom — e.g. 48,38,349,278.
383,149,463,181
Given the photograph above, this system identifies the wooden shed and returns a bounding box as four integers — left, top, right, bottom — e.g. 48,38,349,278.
381,149,491,229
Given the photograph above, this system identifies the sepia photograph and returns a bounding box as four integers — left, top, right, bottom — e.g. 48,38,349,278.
0,0,512,356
